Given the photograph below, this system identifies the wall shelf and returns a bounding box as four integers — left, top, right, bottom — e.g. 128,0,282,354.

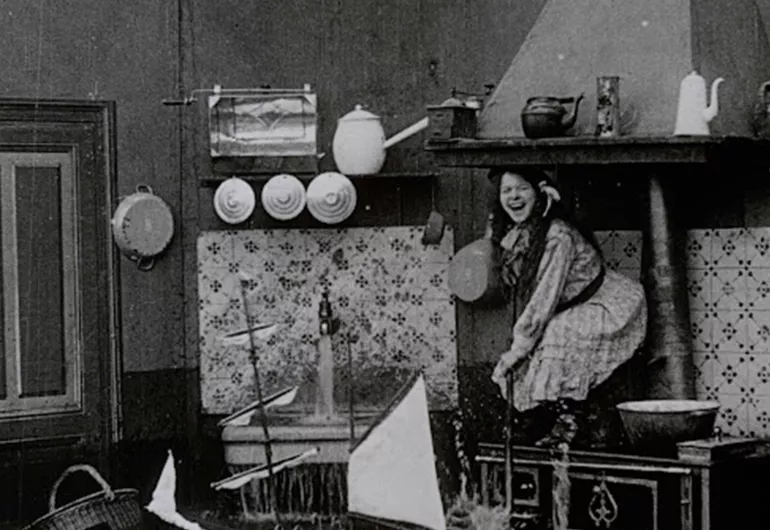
199,171,438,187
424,135,770,168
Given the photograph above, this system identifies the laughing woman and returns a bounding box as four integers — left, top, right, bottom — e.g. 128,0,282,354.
490,168,647,448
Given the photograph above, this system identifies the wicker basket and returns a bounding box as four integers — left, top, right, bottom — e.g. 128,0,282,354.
23,464,143,530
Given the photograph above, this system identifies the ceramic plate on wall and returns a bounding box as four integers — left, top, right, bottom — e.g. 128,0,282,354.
306,172,357,224
214,177,256,225
261,173,307,221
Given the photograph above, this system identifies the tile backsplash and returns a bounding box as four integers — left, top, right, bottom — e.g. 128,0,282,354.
198,225,770,438
198,226,457,415
597,228,770,438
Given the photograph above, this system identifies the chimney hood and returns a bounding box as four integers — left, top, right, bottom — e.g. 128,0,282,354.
427,0,770,166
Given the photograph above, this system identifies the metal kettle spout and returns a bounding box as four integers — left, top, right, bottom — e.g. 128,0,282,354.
561,93,585,130
703,78,724,123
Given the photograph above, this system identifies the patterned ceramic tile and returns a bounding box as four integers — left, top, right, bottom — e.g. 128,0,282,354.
685,230,711,269
746,311,770,355
714,393,750,437
198,231,235,269
745,227,770,268
710,228,745,268
612,231,642,270
746,268,770,310
748,395,770,437
595,231,619,269
687,269,711,310
713,352,749,395
710,268,748,311
691,310,714,351
748,354,770,396
198,227,457,415
712,311,748,353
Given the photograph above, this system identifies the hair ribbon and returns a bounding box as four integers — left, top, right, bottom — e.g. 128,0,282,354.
539,180,561,217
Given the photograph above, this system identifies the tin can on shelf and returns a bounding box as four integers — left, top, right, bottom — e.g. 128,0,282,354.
596,75,621,137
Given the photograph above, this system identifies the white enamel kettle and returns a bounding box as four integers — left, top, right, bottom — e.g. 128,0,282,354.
332,105,429,175
674,71,725,136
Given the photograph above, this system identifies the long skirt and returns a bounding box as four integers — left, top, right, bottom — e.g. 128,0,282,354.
511,269,647,412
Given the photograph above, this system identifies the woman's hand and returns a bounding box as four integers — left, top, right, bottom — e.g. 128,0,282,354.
491,348,525,397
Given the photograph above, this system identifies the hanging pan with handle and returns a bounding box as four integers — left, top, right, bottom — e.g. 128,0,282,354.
111,185,174,271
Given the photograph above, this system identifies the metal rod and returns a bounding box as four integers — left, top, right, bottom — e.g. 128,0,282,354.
347,335,355,449
505,372,514,513
162,86,314,106
239,278,281,526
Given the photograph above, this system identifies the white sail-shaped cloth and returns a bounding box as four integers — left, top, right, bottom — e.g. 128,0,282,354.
146,450,204,530
347,373,446,530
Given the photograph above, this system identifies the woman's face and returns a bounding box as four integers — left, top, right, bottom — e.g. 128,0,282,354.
500,172,537,224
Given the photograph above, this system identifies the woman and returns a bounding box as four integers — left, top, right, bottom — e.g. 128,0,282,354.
490,168,647,448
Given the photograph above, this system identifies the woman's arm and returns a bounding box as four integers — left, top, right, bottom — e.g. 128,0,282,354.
491,231,575,392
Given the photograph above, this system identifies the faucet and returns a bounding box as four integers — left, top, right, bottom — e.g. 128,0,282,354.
319,288,334,336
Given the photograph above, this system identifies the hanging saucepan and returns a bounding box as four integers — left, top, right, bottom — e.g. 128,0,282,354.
111,185,174,271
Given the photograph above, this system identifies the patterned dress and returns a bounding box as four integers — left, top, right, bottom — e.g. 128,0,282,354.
500,219,647,412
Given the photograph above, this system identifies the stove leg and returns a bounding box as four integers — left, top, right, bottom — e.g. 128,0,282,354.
701,468,711,530
681,474,694,530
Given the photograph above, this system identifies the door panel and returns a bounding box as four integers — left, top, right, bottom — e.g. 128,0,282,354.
0,101,119,525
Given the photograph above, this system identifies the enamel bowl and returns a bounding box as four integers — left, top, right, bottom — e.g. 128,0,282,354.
616,399,720,447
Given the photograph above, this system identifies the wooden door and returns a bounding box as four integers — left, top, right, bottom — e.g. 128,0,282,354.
0,101,119,526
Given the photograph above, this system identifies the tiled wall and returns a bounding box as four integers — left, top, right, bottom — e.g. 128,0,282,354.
597,228,770,438
198,226,457,415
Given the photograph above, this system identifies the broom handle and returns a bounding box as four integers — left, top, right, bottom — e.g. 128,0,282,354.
504,371,514,514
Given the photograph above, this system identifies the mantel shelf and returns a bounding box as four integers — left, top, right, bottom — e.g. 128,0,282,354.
425,134,770,168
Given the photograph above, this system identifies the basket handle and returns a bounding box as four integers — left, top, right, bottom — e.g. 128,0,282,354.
49,464,115,513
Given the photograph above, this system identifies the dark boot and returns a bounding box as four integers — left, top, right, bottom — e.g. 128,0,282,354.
534,399,580,449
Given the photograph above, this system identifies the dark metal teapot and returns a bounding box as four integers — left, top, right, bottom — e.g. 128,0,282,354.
521,93,584,139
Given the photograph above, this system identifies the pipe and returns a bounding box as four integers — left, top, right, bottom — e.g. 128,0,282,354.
641,174,696,399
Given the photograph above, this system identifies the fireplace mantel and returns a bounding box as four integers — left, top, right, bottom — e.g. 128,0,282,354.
425,135,770,168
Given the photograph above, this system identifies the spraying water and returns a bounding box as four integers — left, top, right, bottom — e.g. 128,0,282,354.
551,444,571,530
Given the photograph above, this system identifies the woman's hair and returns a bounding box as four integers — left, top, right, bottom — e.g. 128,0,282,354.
487,168,602,257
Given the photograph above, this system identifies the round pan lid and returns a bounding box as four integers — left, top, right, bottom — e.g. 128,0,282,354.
306,172,357,225
214,177,256,225
261,173,306,221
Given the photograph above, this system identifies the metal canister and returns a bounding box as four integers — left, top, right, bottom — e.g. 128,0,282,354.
596,76,621,137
